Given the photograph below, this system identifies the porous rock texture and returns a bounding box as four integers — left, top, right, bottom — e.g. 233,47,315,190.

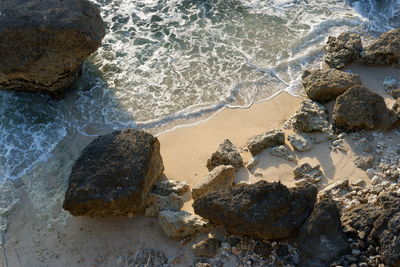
0,0,105,97
324,32,363,69
63,129,164,217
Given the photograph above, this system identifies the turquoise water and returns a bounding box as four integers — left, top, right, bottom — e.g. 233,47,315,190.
0,0,399,181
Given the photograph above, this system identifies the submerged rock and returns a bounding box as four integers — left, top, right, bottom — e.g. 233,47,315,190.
333,86,399,131
193,181,317,240
324,32,363,69
63,129,164,217
247,129,285,156
297,199,349,267
361,28,400,68
207,139,243,171
0,0,105,97
302,68,362,103
270,145,296,162
288,134,312,152
192,165,235,200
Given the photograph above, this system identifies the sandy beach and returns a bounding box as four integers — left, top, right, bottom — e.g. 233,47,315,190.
1,63,400,267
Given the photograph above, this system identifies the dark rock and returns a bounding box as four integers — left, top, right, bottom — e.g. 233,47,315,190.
297,199,349,267
0,0,105,97
207,139,243,171
302,68,362,103
333,86,399,131
247,130,285,156
192,238,221,258
325,32,363,69
361,28,400,68
63,129,164,217
193,181,317,240
254,241,273,258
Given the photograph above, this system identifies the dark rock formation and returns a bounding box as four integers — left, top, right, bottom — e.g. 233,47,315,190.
325,32,363,69
0,0,105,97
333,86,398,131
193,181,317,240
247,130,285,156
207,139,243,171
361,28,400,68
297,199,348,267
63,129,164,217
302,68,362,103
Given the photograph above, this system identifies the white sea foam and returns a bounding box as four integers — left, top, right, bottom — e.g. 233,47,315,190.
0,0,398,181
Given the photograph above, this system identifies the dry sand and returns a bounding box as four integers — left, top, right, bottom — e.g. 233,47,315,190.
2,64,400,266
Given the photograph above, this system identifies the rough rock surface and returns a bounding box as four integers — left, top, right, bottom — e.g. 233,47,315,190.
324,32,363,69
270,145,296,162
247,130,285,156
192,165,235,200
361,28,400,68
297,199,348,267
158,210,210,239
286,100,331,133
193,181,317,240
287,134,312,152
0,0,105,97
63,129,164,217
333,86,399,131
144,193,184,217
152,179,190,196
302,68,362,103
293,163,323,186
192,238,221,258
207,139,243,171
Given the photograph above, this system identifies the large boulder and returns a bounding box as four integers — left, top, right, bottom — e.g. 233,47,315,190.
333,86,399,131
302,68,362,103
0,0,105,97
193,181,317,240
324,32,363,69
63,129,164,217
206,139,243,171
247,129,285,156
361,28,400,68
297,199,348,267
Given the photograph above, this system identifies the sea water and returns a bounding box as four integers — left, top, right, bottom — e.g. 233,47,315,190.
1,0,400,181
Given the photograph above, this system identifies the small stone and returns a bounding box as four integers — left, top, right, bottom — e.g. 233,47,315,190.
246,157,259,170
232,247,241,255
288,134,313,152
192,237,221,258
352,249,361,256
371,175,381,185
221,242,231,251
145,193,184,217
270,145,297,162
247,130,285,156
152,179,190,196
351,180,366,187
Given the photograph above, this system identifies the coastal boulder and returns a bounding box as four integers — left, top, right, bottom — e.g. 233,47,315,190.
193,181,317,240
247,129,285,156
297,199,348,267
63,129,164,217
207,139,243,171
302,68,362,103
333,86,399,131
192,165,235,200
361,28,400,68
0,0,105,97
324,32,363,69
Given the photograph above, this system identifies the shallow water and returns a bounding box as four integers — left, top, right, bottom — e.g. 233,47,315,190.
0,0,399,181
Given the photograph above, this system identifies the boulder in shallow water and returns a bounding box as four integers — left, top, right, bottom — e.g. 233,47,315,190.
302,68,362,103
324,32,363,69
63,129,164,217
361,28,400,68
193,181,317,240
0,0,105,97
333,86,399,131
207,139,243,171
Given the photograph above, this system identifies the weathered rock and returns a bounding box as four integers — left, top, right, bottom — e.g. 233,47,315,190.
0,0,105,98
389,88,400,99
144,193,184,217
207,139,243,171
247,129,285,156
361,28,400,68
324,32,363,69
319,180,349,197
270,145,296,162
63,129,164,217
158,210,210,239
297,199,349,267
293,163,323,180
353,154,374,170
193,181,317,240
192,165,235,200
383,76,398,91
286,100,331,133
152,179,190,196
192,238,221,258
333,86,399,131
302,68,362,103
288,134,312,152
